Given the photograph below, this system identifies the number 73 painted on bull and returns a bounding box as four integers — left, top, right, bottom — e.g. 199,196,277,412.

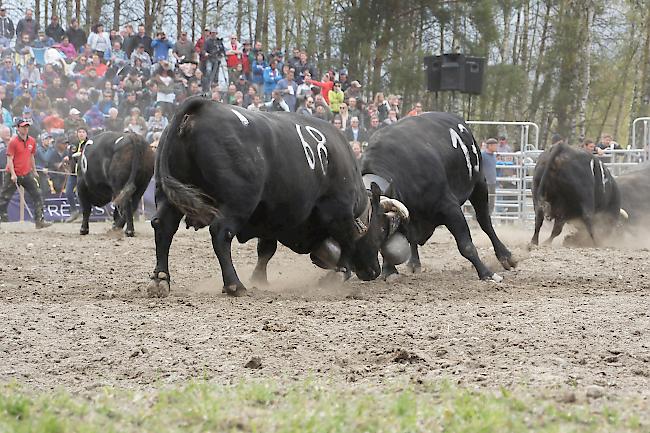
296,124,328,175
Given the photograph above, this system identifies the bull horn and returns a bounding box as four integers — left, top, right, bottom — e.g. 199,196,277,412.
620,208,629,220
380,197,409,221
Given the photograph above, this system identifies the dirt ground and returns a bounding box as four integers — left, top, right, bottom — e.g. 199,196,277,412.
0,220,649,407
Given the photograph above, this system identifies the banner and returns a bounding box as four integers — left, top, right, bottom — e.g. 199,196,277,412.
6,179,156,222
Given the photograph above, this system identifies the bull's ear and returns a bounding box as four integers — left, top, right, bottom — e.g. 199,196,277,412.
370,182,381,207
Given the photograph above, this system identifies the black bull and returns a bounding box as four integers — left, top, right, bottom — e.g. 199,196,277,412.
616,163,650,228
531,143,624,246
147,98,408,297
361,112,516,281
77,132,155,236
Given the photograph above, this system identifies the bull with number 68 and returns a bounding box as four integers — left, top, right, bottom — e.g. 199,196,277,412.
147,97,409,297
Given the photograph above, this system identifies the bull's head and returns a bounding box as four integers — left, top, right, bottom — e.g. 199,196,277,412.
352,183,409,280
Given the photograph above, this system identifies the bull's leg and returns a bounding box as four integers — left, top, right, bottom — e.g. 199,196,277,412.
583,214,598,246
112,208,126,230
251,238,277,286
209,218,247,296
469,181,516,270
122,201,135,238
147,201,183,298
442,200,500,281
543,219,565,245
406,239,422,274
78,184,92,236
531,207,545,246
381,262,399,281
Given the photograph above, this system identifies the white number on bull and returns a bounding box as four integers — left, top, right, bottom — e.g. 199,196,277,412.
449,124,479,178
80,153,88,174
296,124,328,175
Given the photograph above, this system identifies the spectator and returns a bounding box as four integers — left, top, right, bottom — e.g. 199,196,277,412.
45,15,65,42
582,138,603,156
194,27,210,59
173,31,194,63
32,88,51,115
0,85,13,131
63,126,90,222
41,63,60,86
130,44,152,70
145,106,168,141
65,18,87,51
407,102,423,116
313,93,332,121
598,133,621,151
20,58,41,86
262,59,282,101
15,9,39,42
338,69,350,92
83,104,105,133
367,116,381,138
246,94,264,111
41,108,65,133
97,90,116,115
123,107,147,135
104,107,123,132
344,80,362,100
296,50,317,84
375,92,390,121
151,31,173,63
47,135,68,193
108,41,128,69
383,109,398,126
332,116,343,131
276,67,298,111
328,81,344,114
133,24,153,56
0,118,51,228
47,76,67,103
32,30,55,48
251,51,266,95
88,23,111,58
306,72,334,105
202,29,227,91
64,108,87,133
11,84,32,118
36,132,54,195
225,34,243,80
121,24,136,57
482,138,498,215
338,102,350,130
0,6,15,49
263,89,289,112
497,135,512,153
151,60,175,115
345,116,368,143
0,57,20,94
296,96,314,116
351,140,363,160
0,124,9,183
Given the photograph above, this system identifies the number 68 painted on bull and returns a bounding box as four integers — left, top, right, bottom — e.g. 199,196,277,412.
296,124,328,175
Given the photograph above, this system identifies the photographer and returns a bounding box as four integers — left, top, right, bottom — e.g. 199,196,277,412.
201,29,226,91
152,31,173,63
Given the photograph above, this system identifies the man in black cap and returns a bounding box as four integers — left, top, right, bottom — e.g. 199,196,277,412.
0,118,51,228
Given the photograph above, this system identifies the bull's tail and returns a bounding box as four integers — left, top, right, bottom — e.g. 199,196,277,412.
113,134,145,213
157,97,219,227
536,142,565,201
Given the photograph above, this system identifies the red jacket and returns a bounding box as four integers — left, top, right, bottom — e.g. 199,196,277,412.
308,79,334,105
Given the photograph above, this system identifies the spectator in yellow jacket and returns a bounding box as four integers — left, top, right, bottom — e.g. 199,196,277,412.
328,81,345,114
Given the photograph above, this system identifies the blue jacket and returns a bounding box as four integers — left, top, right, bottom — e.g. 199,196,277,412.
151,38,174,63
251,59,267,85
0,65,20,87
263,66,282,95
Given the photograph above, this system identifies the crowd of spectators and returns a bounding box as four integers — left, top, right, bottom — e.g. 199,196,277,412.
0,8,425,197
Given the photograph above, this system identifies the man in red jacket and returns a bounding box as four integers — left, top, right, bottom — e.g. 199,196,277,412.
0,119,51,228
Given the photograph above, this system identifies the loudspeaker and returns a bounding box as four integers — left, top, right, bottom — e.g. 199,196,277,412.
464,56,485,95
424,54,486,95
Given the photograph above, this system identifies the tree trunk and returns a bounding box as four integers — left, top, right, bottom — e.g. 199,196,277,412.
113,0,121,31
273,0,284,50
66,0,72,26
235,0,243,40
261,0,269,48
254,0,264,43
191,0,196,40
247,0,252,41
176,0,182,37
45,0,49,26
35,0,41,28
75,0,80,23
575,6,594,140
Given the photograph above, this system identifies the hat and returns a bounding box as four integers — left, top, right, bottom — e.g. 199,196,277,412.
498,135,507,141
0,6,6,11
350,80,361,88
15,118,30,127
486,138,498,145
238,74,246,80
339,69,348,75
21,79,29,85
41,132,51,140
551,133,563,143
69,108,81,115
210,28,218,33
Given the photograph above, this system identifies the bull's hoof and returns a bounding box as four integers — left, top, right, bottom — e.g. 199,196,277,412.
487,273,503,283
250,270,269,287
125,230,135,237
319,271,346,287
498,254,517,270
80,227,89,235
147,272,171,298
406,262,422,274
526,242,538,251
222,284,248,297
384,272,401,283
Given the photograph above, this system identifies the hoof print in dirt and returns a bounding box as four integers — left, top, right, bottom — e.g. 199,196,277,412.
393,349,424,364
245,356,262,369
147,273,170,298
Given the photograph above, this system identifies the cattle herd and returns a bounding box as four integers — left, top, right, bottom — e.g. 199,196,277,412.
64,96,649,297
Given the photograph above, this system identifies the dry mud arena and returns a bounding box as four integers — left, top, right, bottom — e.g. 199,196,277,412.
1,220,649,418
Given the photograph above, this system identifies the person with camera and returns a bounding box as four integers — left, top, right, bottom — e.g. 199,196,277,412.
0,119,51,228
152,31,173,64
201,29,226,91
63,126,90,223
